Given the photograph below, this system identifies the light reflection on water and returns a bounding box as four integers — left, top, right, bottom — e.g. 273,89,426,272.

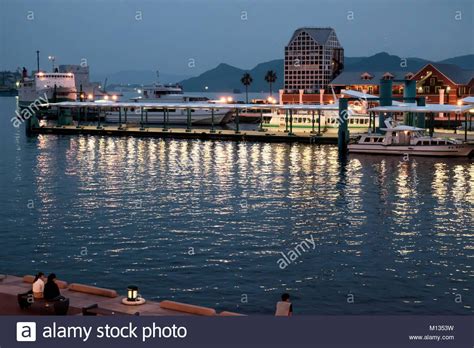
0,100,473,315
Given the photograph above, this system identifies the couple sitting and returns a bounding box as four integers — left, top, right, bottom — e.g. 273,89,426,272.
32,272,63,301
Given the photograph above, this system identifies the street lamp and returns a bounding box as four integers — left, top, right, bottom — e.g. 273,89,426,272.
48,55,56,71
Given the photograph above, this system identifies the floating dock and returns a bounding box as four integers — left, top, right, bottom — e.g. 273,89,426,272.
30,124,339,144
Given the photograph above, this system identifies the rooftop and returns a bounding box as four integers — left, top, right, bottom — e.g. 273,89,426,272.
288,27,336,46
330,71,413,86
420,63,474,85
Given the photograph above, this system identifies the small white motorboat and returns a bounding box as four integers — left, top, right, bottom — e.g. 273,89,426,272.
348,119,473,157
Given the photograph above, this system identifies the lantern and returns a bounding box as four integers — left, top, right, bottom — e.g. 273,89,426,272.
127,285,139,301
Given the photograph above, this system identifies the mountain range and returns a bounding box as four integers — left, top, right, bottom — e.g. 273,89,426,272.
179,52,474,92
94,52,474,92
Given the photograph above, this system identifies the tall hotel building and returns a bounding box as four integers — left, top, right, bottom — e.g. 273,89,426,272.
282,27,344,103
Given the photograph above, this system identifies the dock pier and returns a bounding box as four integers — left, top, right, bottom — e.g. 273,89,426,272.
30,81,473,153
30,124,340,144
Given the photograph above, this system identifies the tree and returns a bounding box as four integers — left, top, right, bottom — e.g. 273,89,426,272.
240,73,253,103
264,70,277,96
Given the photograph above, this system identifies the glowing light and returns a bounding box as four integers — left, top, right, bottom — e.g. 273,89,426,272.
267,96,277,104
226,96,233,102
104,95,109,100
219,97,226,103
457,100,462,106
137,89,142,94
205,86,209,90
329,100,334,104
87,94,93,100
112,95,118,101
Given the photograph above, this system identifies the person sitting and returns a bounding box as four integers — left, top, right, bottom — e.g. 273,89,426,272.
275,293,293,316
32,272,45,299
43,273,62,301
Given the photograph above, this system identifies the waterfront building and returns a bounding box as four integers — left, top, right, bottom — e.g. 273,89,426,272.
411,63,474,104
283,27,344,103
329,63,474,105
59,64,100,95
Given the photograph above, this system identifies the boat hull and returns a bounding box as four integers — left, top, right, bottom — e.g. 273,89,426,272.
348,144,474,157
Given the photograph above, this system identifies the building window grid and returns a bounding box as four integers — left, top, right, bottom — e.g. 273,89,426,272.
284,30,342,91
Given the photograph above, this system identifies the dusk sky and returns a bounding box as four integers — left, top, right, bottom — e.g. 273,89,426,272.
1,0,473,76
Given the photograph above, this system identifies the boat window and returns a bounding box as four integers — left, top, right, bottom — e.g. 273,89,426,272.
438,141,445,145
423,141,430,145
363,137,371,143
377,138,384,143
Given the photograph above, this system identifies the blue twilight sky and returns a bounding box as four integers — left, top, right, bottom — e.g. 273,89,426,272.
0,0,473,76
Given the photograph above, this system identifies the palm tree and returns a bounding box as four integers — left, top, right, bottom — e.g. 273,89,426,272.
240,73,253,103
264,70,277,96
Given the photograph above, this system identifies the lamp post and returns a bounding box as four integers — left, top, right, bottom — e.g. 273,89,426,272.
127,285,139,302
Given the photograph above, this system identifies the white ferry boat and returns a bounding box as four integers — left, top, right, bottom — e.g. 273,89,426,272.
105,84,234,125
263,109,377,133
18,70,77,108
348,119,473,157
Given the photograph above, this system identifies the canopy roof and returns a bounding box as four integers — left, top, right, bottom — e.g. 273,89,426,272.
368,104,471,113
380,125,425,131
341,89,407,105
40,101,341,111
461,96,474,104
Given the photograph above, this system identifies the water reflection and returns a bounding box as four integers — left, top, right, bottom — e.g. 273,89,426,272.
1,131,472,314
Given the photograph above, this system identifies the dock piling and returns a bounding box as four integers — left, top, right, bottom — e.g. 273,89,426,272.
416,97,426,129
76,107,81,128
378,79,393,133
186,108,191,132
288,109,294,136
210,108,216,133
235,109,240,134
162,108,168,131
97,108,102,129
118,107,122,129
140,107,144,130
338,98,349,155
318,110,321,135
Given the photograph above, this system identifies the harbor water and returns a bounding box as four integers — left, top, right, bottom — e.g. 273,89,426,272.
0,97,472,314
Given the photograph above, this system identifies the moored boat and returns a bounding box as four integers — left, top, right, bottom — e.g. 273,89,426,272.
105,83,234,125
348,119,473,157
18,69,77,109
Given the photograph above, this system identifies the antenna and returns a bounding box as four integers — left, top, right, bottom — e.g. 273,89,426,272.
156,70,160,83
36,50,40,72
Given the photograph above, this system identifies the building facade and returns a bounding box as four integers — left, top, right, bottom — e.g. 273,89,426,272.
59,64,100,95
329,63,474,105
284,27,344,94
